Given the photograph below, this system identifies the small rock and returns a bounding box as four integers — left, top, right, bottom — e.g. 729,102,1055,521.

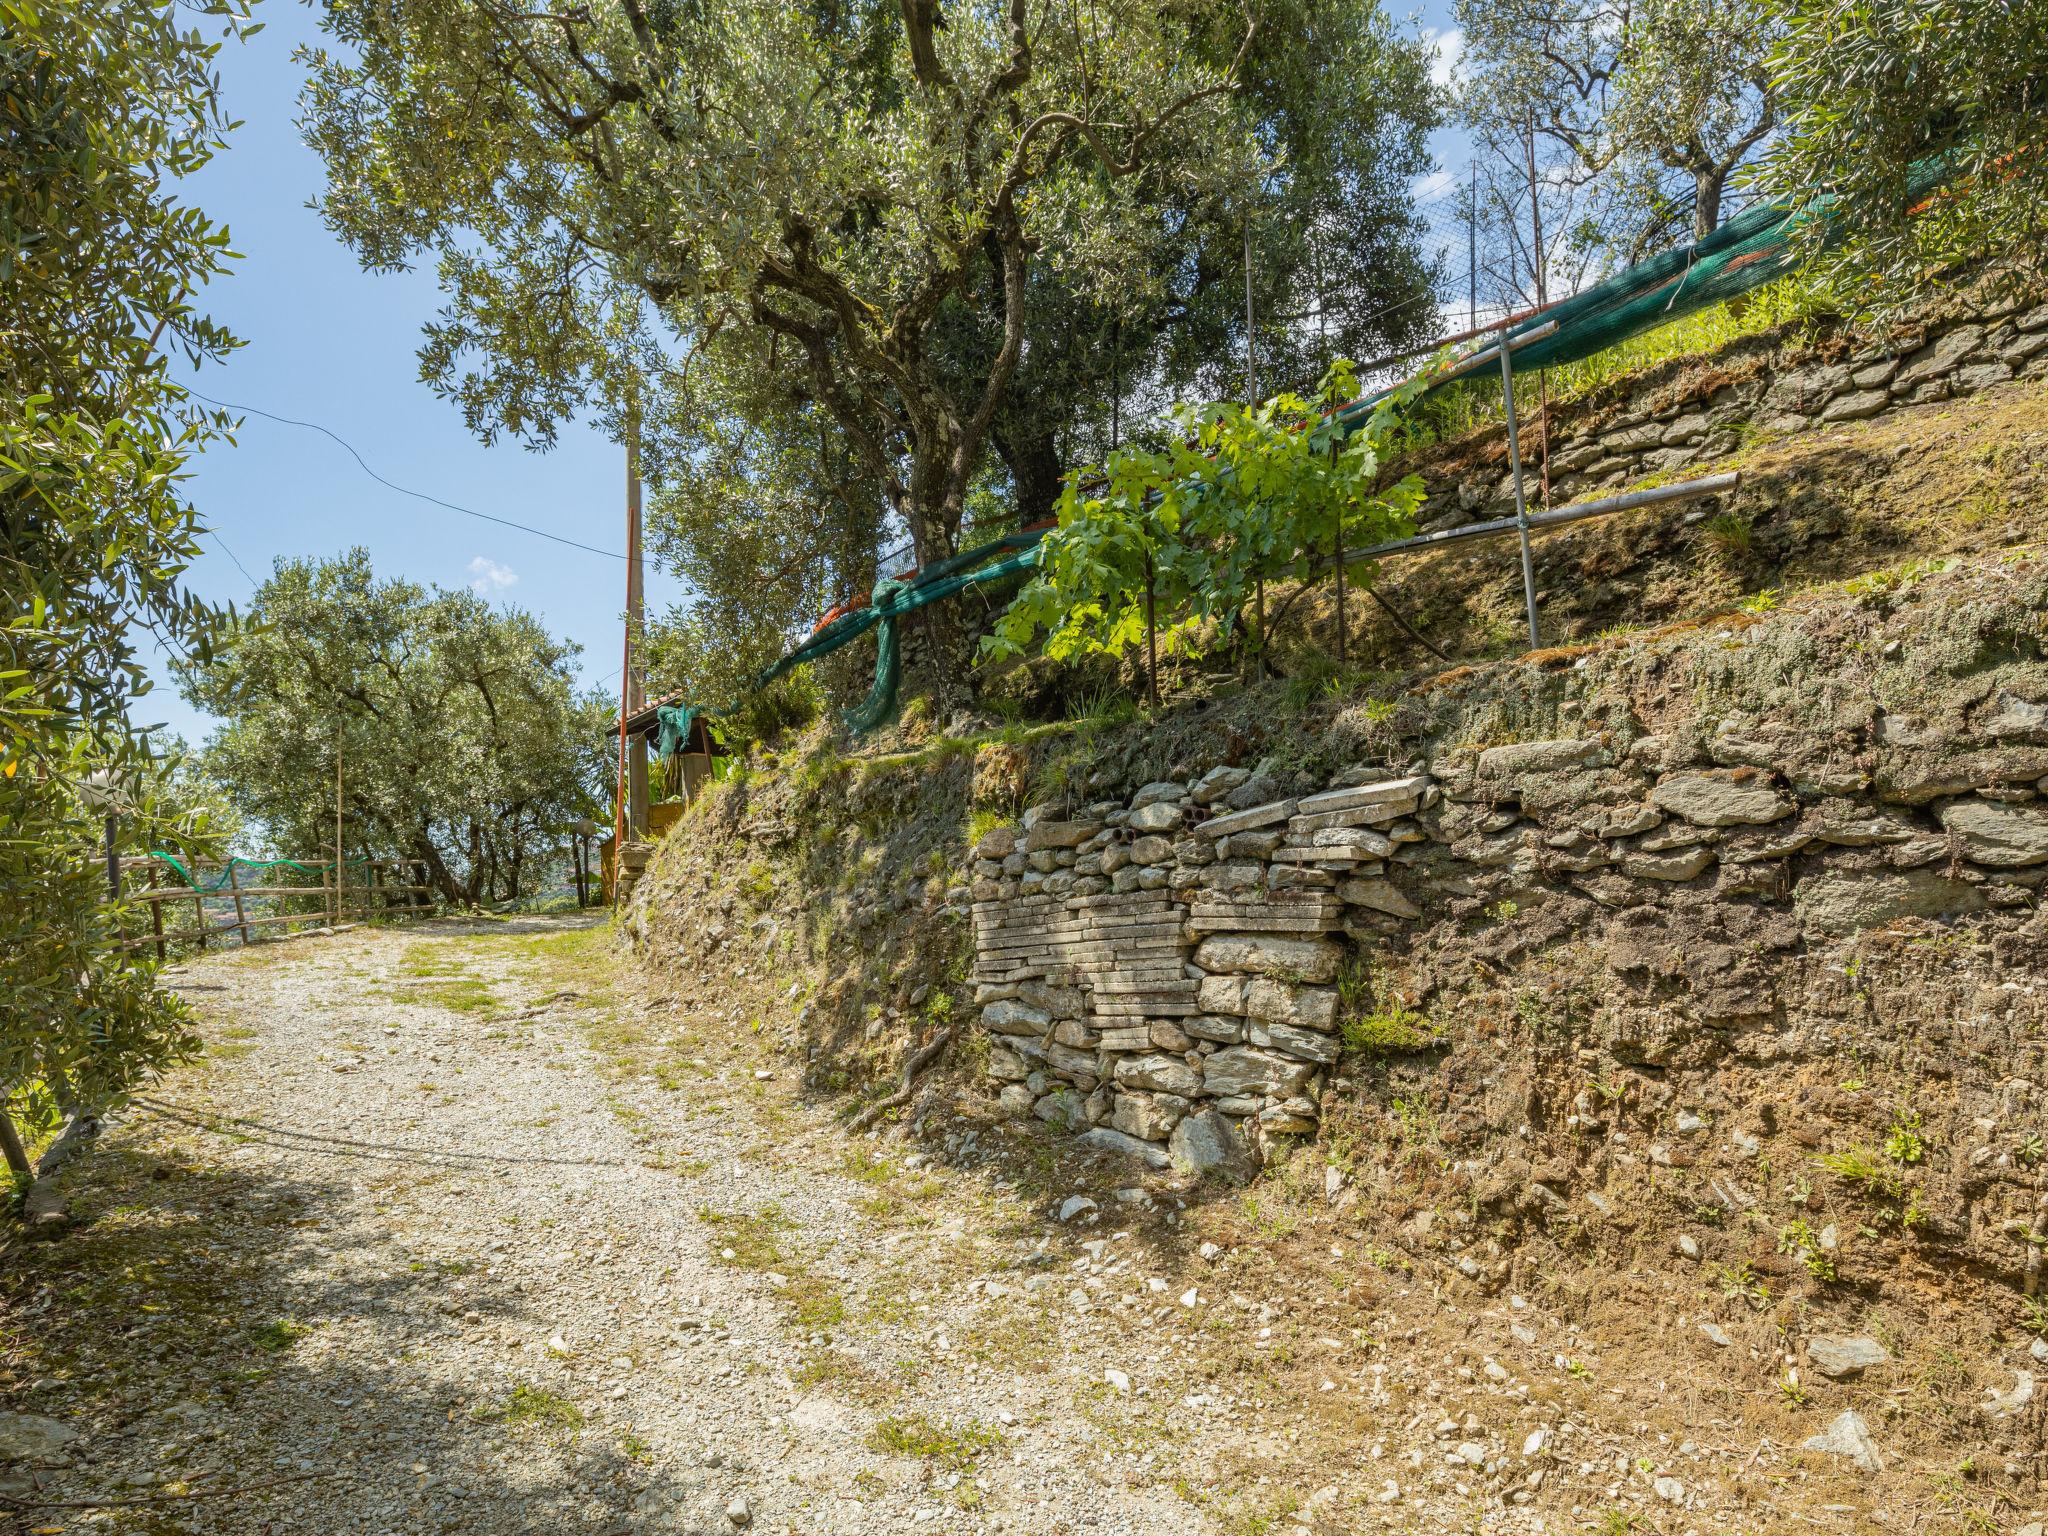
726,1492,752,1528
1677,1234,1701,1260
1699,1322,1733,1348
1806,1335,1888,1379
1522,1428,1548,1457
1802,1410,1884,1475
1057,1195,1098,1223
1104,1368,1132,1394
1653,1475,1684,1503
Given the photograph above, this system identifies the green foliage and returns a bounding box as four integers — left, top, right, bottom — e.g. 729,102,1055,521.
870,1414,1003,1472
1,0,257,1123
1760,0,2048,300
1883,1109,1925,1165
1340,1005,1437,1056
298,0,1440,690
180,552,605,907
985,363,1426,668
469,1383,584,1432
1455,0,1778,263
1776,1218,1836,1281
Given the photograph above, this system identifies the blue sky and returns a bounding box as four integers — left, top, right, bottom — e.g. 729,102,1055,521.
140,3,1463,749
139,2,680,748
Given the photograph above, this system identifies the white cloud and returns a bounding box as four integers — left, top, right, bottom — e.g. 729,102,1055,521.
468,555,519,594
1412,168,1458,207
1424,25,1463,90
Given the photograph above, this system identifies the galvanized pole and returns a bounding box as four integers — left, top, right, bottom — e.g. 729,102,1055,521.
1498,338,1541,649
1467,163,1477,332
1244,218,1264,678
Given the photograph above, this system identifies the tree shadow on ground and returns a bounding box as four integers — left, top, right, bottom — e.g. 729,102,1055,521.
0,1115,715,1536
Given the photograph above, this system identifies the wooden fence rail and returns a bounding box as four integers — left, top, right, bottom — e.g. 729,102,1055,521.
116,856,441,960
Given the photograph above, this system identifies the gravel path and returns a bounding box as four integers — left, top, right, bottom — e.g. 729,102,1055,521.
0,917,1239,1535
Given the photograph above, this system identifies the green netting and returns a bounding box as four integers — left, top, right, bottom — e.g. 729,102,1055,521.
652,531,1044,744
146,851,368,893
646,169,1948,746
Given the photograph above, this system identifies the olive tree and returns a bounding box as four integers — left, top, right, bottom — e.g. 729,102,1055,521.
1760,0,2048,296
2,0,255,1161
182,552,607,906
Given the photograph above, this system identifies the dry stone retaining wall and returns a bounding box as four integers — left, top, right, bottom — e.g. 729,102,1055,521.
1416,292,2048,530
971,719,2048,1174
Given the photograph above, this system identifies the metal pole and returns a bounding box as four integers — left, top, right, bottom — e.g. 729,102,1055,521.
625,396,649,839
1243,220,1257,403
1244,217,1265,679
334,723,344,927
1498,337,1541,649
1467,162,1477,332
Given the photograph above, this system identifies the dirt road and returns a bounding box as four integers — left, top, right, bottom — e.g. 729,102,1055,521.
0,917,1262,1535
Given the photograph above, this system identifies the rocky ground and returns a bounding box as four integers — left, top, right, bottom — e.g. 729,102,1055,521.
6,914,2036,1535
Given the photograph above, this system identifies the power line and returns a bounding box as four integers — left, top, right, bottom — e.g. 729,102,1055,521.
184,388,630,562
208,530,259,590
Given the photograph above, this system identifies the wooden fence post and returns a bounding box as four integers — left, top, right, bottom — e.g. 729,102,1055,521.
149,862,165,963
191,869,207,952
228,860,249,946
323,865,334,928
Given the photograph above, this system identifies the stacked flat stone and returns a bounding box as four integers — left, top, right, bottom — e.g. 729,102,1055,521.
973,708,2048,1172
1410,296,2048,534
971,766,1436,1169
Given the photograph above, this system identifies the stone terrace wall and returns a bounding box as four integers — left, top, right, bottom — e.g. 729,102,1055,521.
1415,292,2048,531
970,717,2048,1175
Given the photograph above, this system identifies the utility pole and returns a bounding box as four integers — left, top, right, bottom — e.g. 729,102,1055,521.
624,394,648,841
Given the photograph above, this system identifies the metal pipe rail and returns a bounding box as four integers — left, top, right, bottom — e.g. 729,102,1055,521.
1348,471,1742,566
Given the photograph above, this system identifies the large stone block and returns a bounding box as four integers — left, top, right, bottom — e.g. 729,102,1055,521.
1110,1090,1188,1141
1295,775,1429,817
982,999,1052,1035
1476,739,1602,778
1336,877,1422,918
1112,1053,1203,1098
1649,771,1794,826
1793,868,1987,934
1168,1108,1261,1182
1201,1046,1315,1099
1939,798,2048,865
1246,1019,1341,1064
1025,820,1101,851
1243,977,1340,1031
1191,934,1344,983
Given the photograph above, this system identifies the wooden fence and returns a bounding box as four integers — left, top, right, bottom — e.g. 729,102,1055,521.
116,856,439,960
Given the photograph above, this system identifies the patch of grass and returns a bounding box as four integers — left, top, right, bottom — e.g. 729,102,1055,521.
249,1317,308,1352
1776,1218,1836,1281
700,1206,790,1269
470,1383,584,1432
389,977,498,1013
869,1413,1003,1471
1703,511,1754,557
1339,1003,1436,1056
